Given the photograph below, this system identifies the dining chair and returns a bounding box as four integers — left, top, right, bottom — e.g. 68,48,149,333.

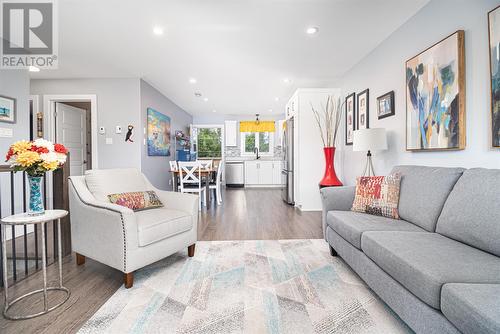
178,161,206,209
169,160,179,190
198,160,213,171
209,161,224,205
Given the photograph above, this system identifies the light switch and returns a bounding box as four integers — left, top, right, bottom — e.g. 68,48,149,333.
99,126,106,134
105,137,113,145
0,128,13,138
115,125,122,134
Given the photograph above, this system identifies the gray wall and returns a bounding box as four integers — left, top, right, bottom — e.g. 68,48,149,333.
340,0,500,185
140,80,193,190
30,78,142,169
0,70,30,155
0,70,31,235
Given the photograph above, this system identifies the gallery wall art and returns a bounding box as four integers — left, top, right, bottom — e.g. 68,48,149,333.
406,30,465,151
147,107,171,156
489,5,500,148
345,93,355,145
357,89,369,130
377,91,395,119
0,95,16,123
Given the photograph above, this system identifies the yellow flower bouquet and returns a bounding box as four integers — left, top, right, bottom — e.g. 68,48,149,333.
5,139,68,215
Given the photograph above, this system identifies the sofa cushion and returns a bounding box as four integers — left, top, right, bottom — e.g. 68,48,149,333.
85,168,150,202
441,283,500,334
390,165,464,232
136,208,193,247
436,168,500,257
327,211,424,249
361,231,500,309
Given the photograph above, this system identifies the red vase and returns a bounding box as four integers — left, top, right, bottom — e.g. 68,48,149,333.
319,147,343,188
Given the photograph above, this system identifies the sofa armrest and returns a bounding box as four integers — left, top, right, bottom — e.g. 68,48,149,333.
154,190,198,217
68,177,138,272
320,186,356,240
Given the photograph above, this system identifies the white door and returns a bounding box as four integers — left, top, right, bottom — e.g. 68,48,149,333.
258,161,274,185
245,161,259,185
55,102,87,176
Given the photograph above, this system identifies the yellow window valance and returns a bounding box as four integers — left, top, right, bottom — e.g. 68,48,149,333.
239,121,275,133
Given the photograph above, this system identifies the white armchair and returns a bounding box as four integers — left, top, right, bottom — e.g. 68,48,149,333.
68,168,198,288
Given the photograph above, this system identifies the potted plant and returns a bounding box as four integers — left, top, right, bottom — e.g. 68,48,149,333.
5,139,68,216
311,95,344,188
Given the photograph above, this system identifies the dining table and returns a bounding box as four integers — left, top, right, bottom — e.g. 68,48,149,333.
170,168,216,208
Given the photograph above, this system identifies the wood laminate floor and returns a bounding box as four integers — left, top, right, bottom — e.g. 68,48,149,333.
0,188,322,334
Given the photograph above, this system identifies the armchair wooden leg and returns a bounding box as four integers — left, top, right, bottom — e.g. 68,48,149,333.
76,253,86,265
124,272,134,289
188,244,196,257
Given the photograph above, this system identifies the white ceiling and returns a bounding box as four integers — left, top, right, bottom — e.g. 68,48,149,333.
31,0,430,116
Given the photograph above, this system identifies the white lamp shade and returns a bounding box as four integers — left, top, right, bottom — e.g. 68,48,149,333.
353,128,388,152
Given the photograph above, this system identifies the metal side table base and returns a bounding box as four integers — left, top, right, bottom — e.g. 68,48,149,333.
1,210,70,320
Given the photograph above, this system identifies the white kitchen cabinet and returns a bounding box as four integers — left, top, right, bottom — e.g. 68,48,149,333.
225,120,238,146
259,162,274,184
245,160,282,186
244,161,259,185
272,161,283,185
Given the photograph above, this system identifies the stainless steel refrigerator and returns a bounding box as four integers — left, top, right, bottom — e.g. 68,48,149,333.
281,117,294,204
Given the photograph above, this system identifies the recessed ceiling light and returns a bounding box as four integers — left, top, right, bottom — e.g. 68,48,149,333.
189,78,197,84
212,110,217,113
306,26,319,35
203,97,209,102
268,109,273,112
153,26,164,35
274,97,280,102
283,78,291,84
194,92,202,97
29,66,40,72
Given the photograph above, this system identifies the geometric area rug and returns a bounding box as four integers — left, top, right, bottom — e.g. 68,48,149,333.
78,240,413,334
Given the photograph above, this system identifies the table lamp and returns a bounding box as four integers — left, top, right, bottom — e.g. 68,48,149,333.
353,128,387,176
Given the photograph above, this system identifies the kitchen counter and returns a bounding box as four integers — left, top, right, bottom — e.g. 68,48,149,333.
225,156,282,162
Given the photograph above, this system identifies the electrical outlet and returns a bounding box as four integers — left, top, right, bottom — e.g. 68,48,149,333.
115,125,122,134
168,179,172,185
105,137,113,145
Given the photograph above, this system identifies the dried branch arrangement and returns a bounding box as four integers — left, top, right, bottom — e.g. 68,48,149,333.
311,95,345,147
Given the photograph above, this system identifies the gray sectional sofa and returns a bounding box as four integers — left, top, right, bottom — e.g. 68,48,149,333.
320,165,500,334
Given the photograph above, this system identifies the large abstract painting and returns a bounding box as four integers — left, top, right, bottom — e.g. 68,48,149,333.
406,31,465,151
489,6,500,148
147,108,171,156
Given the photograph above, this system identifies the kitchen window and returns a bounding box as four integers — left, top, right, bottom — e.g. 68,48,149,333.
241,132,274,156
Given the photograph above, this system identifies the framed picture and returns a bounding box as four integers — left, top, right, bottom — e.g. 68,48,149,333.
147,108,171,156
406,30,465,151
377,91,395,119
345,93,355,145
357,89,369,130
489,5,500,148
0,95,16,123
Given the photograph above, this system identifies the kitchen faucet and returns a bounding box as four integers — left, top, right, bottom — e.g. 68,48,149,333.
253,147,260,159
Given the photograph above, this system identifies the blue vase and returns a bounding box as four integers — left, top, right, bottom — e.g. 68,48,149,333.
28,175,45,216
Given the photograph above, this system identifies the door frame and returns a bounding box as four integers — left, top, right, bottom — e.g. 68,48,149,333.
43,94,98,169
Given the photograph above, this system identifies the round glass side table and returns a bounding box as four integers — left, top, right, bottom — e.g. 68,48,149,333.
1,209,70,320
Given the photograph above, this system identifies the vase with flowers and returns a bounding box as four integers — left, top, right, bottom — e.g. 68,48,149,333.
311,95,344,188
5,139,68,216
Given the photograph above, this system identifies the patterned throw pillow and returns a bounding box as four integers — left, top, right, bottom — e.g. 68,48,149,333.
351,173,401,219
107,191,163,211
